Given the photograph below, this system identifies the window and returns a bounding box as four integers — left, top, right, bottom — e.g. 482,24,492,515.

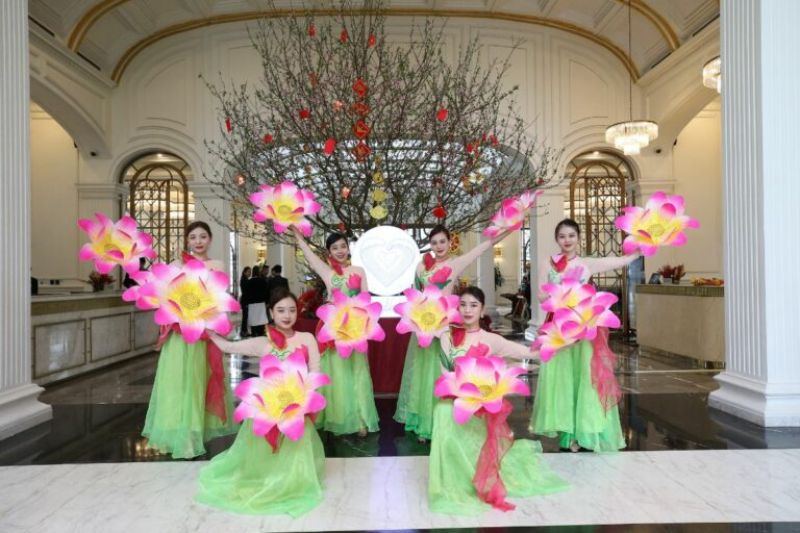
122,153,194,262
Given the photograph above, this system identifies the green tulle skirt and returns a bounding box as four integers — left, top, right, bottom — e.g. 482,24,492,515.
429,400,569,515
196,418,325,516
530,340,625,452
394,336,442,439
142,333,236,459
315,348,380,435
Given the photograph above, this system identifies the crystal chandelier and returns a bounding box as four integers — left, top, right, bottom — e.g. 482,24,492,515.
703,56,721,93
605,0,658,156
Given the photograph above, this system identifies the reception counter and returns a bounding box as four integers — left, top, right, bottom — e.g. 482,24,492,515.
31,291,159,385
635,284,725,366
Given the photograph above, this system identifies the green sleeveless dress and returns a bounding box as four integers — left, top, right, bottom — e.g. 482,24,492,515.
315,272,380,435
196,344,325,516
529,264,625,451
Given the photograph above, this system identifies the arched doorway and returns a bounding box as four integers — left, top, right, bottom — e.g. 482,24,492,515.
565,149,635,333
121,153,195,262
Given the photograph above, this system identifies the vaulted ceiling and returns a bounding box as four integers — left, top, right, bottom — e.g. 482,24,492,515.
28,0,719,83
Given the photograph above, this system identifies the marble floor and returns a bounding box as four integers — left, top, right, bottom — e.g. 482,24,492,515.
1,324,799,531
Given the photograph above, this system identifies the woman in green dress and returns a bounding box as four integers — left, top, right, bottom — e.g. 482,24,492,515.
394,224,515,441
142,221,236,459
429,286,568,514
196,288,326,516
530,218,639,452
291,226,379,437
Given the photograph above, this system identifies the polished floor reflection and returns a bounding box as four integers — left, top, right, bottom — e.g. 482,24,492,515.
2,338,799,465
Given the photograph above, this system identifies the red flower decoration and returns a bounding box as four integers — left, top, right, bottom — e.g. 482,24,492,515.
368,34,377,47
225,117,232,132
337,222,346,232
352,78,368,99
352,141,371,161
436,108,449,122
341,187,351,199
333,100,345,112
353,120,370,139
466,142,476,153
340,29,349,43
489,133,499,146
433,204,447,219
308,23,316,37
267,326,287,350
351,101,370,117
324,138,336,156
299,109,311,120
263,133,274,144
400,223,408,230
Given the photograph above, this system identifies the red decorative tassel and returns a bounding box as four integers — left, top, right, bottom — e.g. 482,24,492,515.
225,117,232,132
436,108,449,122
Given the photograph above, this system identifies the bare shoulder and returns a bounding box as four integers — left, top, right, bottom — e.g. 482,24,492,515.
297,331,316,345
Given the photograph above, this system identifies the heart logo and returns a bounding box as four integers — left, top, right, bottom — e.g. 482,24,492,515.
360,240,417,291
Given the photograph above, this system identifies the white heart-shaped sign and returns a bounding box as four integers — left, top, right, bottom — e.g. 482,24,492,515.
352,226,421,296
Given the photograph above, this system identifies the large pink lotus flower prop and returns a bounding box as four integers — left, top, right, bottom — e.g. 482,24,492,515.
570,290,620,340
78,213,156,274
614,192,699,256
540,275,594,313
394,285,461,347
483,190,542,238
316,289,385,358
534,310,585,362
249,181,321,237
434,347,529,424
129,259,240,343
234,348,330,451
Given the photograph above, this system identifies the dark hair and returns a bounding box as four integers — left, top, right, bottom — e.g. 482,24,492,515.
428,224,451,242
271,265,282,274
325,232,348,251
459,286,485,306
252,265,261,277
241,266,252,277
268,287,298,310
554,218,580,240
185,221,212,239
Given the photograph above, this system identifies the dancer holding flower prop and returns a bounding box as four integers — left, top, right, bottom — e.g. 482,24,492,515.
78,212,156,274
291,227,381,437
614,191,699,256
395,220,522,441
197,289,328,517
530,219,641,452
249,181,321,237
429,287,568,515
136,222,238,459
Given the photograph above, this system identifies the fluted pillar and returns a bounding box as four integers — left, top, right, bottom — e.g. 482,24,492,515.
709,0,800,426
0,0,52,439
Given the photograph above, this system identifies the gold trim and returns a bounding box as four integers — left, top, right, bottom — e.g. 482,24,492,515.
111,8,641,82
68,0,132,51
618,0,680,51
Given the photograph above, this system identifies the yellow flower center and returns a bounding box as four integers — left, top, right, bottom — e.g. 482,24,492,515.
420,312,437,328
180,292,202,310
276,390,295,407
335,306,368,340
647,222,666,238
478,384,494,397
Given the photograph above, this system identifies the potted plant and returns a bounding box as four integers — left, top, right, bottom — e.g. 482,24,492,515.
671,264,686,285
657,264,675,283
87,271,115,292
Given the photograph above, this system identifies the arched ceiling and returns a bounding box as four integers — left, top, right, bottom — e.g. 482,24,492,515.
28,0,719,84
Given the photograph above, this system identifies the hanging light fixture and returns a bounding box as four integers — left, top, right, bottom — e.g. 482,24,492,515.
703,56,721,93
605,0,658,156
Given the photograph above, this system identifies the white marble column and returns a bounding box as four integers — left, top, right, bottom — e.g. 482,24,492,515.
0,0,52,439
709,0,800,426
525,190,563,340
476,233,498,319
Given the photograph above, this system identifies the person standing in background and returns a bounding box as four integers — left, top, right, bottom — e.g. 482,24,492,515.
238,266,252,337
245,265,269,336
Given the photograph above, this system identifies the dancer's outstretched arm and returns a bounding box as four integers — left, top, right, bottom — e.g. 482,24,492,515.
290,226,333,281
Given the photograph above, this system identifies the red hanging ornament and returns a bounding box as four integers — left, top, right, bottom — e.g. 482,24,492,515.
368,34,377,47
351,101,370,117
432,204,447,219
353,120,370,139
308,72,318,87
324,138,336,156
337,222,346,232
352,141,371,162
489,133,499,146
465,142,476,154
341,187,351,199
537,178,545,185
263,133,274,144
436,108,449,122
308,23,317,37
299,109,311,120
340,29,349,43
400,223,409,230
352,78,368,99
333,100,345,112
225,117,232,132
